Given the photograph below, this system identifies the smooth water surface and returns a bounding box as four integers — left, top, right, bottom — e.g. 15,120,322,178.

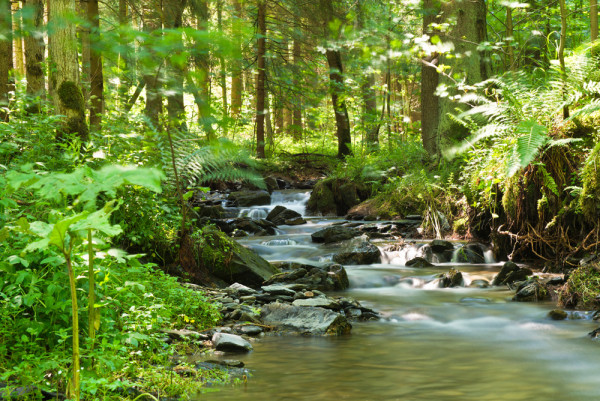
197,191,600,401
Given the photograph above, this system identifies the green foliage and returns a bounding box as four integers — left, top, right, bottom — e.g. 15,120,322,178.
558,263,600,309
579,141,600,220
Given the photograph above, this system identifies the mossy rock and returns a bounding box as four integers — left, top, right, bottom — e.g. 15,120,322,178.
580,142,600,221
194,226,279,288
558,263,600,309
307,178,369,216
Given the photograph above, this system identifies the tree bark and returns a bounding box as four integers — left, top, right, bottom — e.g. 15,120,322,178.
255,0,267,158
230,0,243,118
420,0,441,155
142,0,163,129
163,0,187,131
12,2,25,76
49,0,89,140
357,0,378,150
506,6,515,70
88,0,104,131
291,38,303,140
326,50,352,158
592,0,598,54
191,0,214,139
217,0,228,133
559,0,569,118
24,0,45,103
0,0,12,122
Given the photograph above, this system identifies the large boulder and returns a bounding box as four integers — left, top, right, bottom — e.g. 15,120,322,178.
228,217,276,236
228,190,271,207
266,205,303,225
453,243,486,264
260,303,351,335
332,239,381,265
406,257,434,268
196,227,279,288
264,262,349,291
212,332,253,352
512,279,549,302
311,226,361,244
439,268,464,288
492,261,533,286
307,178,369,216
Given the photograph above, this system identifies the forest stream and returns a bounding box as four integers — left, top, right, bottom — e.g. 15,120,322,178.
198,190,600,401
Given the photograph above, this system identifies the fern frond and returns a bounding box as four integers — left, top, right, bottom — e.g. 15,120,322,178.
506,120,548,177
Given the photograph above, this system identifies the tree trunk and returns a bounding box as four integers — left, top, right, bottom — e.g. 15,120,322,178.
291,39,303,140
326,50,352,158
230,0,243,118
24,0,45,104
255,0,267,158
0,0,11,122
142,0,163,129
420,0,440,155
117,0,131,106
506,6,515,70
12,2,25,76
592,0,598,55
357,0,378,150
191,1,214,139
217,0,228,134
163,0,187,131
49,0,89,140
88,0,104,131
559,0,569,118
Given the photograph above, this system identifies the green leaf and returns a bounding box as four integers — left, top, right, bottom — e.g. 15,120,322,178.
507,120,548,177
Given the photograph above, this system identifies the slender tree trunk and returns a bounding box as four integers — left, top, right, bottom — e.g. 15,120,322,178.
191,1,214,139
421,0,441,156
255,0,266,158
357,0,378,150
24,0,45,104
506,7,515,70
326,50,352,158
592,0,598,55
88,0,104,131
142,0,163,129
230,0,243,118
163,0,187,131
0,0,12,122
558,0,569,118
79,0,90,106
49,0,89,140
12,1,25,76
117,0,131,106
291,38,303,140
217,0,228,134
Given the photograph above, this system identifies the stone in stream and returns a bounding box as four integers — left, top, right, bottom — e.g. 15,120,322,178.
235,325,264,336
226,283,258,296
261,284,297,296
284,216,307,225
548,309,568,320
453,243,486,264
266,205,303,226
264,262,350,291
512,279,549,302
260,302,351,335
292,296,342,311
405,257,434,268
228,190,271,207
439,268,464,288
492,261,533,286
211,332,253,352
430,239,454,253
332,238,381,265
311,226,361,244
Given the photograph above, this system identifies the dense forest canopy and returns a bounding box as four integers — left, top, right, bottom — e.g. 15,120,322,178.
3,0,600,399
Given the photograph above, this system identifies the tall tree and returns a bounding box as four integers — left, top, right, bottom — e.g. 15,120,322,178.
255,0,267,158
291,37,303,140
320,0,352,158
49,0,89,141
163,0,187,130
0,0,11,122
230,0,243,118
357,0,378,150
12,1,25,76
23,0,45,104
88,0,104,131
142,0,163,129
592,0,598,54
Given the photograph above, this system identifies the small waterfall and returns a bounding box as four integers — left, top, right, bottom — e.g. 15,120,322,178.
381,243,429,265
239,208,268,219
270,190,311,216
261,239,298,246
483,249,496,264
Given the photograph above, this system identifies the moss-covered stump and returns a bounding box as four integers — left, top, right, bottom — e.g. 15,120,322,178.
306,178,369,216
193,226,279,288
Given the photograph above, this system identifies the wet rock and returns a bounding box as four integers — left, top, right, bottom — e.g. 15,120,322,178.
260,303,351,335
196,205,225,219
548,309,568,320
292,296,342,310
205,359,245,368
228,190,271,207
405,257,434,268
460,297,492,304
439,268,464,288
264,176,279,193
307,179,369,216
264,262,349,291
229,217,276,236
227,283,257,296
468,279,490,288
311,226,361,244
589,327,600,339
430,239,454,253
235,325,264,336
492,261,533,286
285,217,307,225
453,243,486,264
512,279,549,302
266,205,303,225
261,284,297,297
332,239,381,265
211,332,253,353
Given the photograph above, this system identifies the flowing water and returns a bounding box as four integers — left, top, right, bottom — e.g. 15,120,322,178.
199,190,600,401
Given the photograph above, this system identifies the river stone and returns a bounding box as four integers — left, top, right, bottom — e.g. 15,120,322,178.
439,268,464,288
292,297,342,310
548,309,568,320
285,217,307,225
260,302,351,335
492,261,533,286
200,227,279,288
235,325,264,336
430,239,454,253
453,243,486,264
311,226,361,244
228,190,271,207
266,205,302,225
211,332,253,352
264,262,350,291
406,257,434,268
261,284,297,296
332,240,381,265
512,280,548,302
227,283,257,296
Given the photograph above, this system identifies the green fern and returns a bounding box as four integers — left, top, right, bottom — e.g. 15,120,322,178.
506,120,548,177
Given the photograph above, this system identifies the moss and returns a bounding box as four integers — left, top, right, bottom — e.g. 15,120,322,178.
501,176,519,220
57,81,85,113
452,217,468,235
558,263,600,309
580,141,600,221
